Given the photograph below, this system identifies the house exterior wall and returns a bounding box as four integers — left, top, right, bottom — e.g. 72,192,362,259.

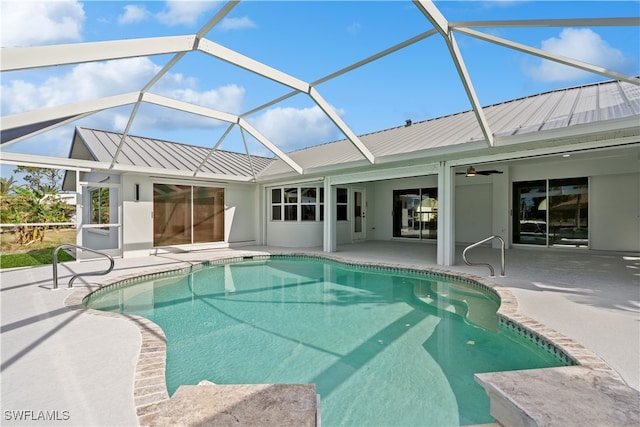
121,174,154,257
591,173,639,252
117,174,259,258
455,180,493,244
78,172,120,258
225,183,260,245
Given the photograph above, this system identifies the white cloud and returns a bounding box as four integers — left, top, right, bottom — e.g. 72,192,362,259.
118,5,150,25
219,16,257,31
251,106,342,151
1,57,246,134
156,1,219,27
347,22,362,34
1,0,85,47
525,28,628,82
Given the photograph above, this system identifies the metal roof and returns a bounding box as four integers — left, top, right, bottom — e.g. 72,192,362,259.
258,79,640,178
71,127,274,178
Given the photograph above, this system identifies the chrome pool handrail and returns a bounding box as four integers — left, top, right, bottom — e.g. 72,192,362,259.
462,235,506,277
52,243,115,290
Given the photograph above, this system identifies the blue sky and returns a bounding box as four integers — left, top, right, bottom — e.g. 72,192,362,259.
1,0,639,180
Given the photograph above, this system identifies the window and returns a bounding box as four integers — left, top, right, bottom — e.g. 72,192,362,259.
153,184,224,246
392,188,438,239
336,188,348,221
301,187,317,221
271,188,282,220
283,188,298,221
513,177,588,247
90,188,110,228
270,185,325,222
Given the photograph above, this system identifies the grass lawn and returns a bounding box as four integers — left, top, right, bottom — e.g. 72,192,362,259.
0,228,77,269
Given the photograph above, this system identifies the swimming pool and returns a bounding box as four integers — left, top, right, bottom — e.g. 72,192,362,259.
85,256,566,426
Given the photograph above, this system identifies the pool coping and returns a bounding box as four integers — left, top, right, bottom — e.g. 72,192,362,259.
63,250,626,426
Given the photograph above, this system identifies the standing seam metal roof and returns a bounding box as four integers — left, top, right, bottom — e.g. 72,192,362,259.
257,78,640,177
74,127,274,177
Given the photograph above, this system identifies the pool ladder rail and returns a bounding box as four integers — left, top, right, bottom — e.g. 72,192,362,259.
462,235,506,278
52,243,115,290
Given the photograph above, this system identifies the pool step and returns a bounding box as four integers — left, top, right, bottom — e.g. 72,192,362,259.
414,281,498,331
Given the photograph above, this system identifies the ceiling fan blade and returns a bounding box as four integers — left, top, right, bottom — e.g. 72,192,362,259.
477,170,503,175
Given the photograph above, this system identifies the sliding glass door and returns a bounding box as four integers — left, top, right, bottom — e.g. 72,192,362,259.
393,188,438,239
513,178,588,247
153,184,224,246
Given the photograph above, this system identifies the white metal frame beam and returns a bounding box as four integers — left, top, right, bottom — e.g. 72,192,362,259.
1,112,94,148
1,36,197,72
1,92,140,134
197,38,310,93
308,87,375,164
239,118,303,174
448,17,640,29
455,27,640,86
413,0,495,147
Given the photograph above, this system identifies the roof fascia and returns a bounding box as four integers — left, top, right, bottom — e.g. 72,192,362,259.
1,36,197,72
412,0,495,147
456,28,640,86
328,163,441,186
495,115,640,147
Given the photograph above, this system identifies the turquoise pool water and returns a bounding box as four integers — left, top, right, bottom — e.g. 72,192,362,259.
86,257,565,426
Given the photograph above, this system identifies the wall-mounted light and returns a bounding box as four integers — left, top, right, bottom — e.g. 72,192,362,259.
134,184,140,202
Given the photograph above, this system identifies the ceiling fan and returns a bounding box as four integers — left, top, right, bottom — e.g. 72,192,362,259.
457,166,503,177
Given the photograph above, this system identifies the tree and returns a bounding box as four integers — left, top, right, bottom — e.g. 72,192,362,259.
0,176,16,196
2,167,73,246
4,186,75,245
12,166,63,194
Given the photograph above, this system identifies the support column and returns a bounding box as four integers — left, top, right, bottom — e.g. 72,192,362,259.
76,170,83,248
323,178,336,252
437,161,455,265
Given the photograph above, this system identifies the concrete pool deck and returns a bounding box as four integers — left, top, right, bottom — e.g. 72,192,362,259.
1,242,638,426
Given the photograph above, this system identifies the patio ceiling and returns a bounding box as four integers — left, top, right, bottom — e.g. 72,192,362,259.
1,0,638,179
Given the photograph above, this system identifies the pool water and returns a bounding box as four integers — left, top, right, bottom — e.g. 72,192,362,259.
86,257,565,426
